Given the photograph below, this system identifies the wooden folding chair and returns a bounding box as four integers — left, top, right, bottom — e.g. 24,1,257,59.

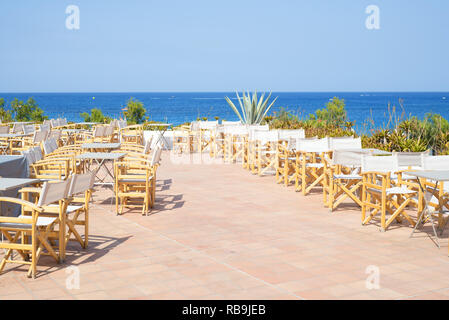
275,130,306,186
115,146,162,215
361,155,417,231
250,130,279,176
30,158,72,181
325,150,364,212
223,126,248,164
295,137,330,196
173,130,192,154
245,125,269,168
1,179,71,277
209,126,225,158
20,179,72,262
63,171,96,249
197,121,218,153
0,198,57,278
211,121,243,159
120,124,144,145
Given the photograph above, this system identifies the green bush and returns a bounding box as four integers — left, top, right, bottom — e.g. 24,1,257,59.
80,108,111,123
124,98,147,124
10,97,47,122
309,97,348,128
0,98,13,123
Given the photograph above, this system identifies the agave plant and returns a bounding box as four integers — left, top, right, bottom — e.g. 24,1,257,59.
225,91,278,125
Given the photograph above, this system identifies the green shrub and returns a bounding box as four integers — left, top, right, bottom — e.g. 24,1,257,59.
10,97,47,122
80,108,111,123
124,98,147,124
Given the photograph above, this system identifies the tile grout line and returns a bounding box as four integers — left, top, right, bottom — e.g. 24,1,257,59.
112,212,305,300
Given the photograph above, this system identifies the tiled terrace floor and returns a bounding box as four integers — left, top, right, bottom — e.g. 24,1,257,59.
1,151,449,300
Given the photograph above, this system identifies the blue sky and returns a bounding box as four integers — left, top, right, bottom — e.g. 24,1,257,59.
0,0,448,92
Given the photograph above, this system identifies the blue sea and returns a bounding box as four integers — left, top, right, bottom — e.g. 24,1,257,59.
0,92,448,133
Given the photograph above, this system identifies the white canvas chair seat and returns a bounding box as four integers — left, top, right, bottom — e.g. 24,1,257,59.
0,216,57,229
367,186,417,196
47,204,83,214
330,136,362,150
118,177,154,183
333,173,362,180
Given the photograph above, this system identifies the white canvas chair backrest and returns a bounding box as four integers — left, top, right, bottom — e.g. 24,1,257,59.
199,121,218,130
143,136,153,154
23,124,35,135
93,126,106,137
42,139,52,155
190,121,200,131
12,123,24,134
393,151,429,168
110,119,118,128
48,137,58,151
0,126,9,134
330,136,362,150
61,118,68,126
68,171,96,197
43,119,52,128
288,137,317,150
33,130,48,144
37,178,72,207
43,138,58,155
150,146,163,166
421,154,449,170
222,120,242,126
332,150,364,167
173,130,189,138
104,125,114,136
278,129,305,141
361,154,400,174
32,146,43,162
50,119,58,128
40,123,51,132
248,126,270,141
49,130,62,141
297,137,330,153
247,124,269,132
118,120,127,129
224,125,248,136
253,130,279,144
